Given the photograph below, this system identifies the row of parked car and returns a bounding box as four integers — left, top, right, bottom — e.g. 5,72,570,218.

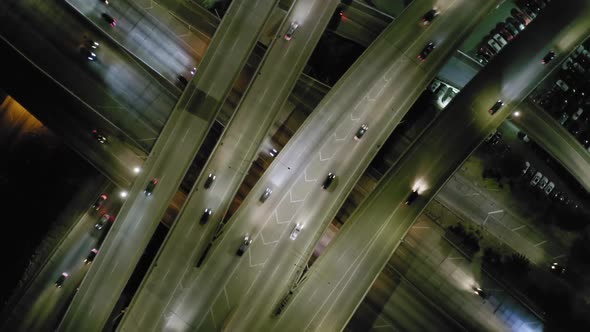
475,0,552,65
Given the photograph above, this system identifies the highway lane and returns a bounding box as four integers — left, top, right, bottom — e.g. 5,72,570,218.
56,0,279,330
0,181,119,332
0,0,178,151
117,0,340,330
270,1,590,331
147,0,504,331
513,100,590,192
66,0,200,87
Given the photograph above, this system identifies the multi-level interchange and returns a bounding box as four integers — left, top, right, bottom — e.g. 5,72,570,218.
2,0,590,331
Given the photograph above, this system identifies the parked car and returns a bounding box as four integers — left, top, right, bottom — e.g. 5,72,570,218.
572,108,585,121
284,22,299,41
84,248,98,264
487,39,502,53
55,272,69,288
260,187,272,202
492,34,508,47
558,112,569,125
417,42,436,62
517,131,530,142
200,208,212,225
521,161,531,175
544,182,555,195
290,223,302,240
236,235,252,256
538,176,549,189
530,171,542,186
321,173,336,190
144,178,158,196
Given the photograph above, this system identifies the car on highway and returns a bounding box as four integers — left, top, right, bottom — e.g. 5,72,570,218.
101,13,116,27
91,129,107,144
144,178,158,196
538,176,549,189
530,171,542,186
269,148,279,157
322,173,336,190
550,262,566,275
236,235,252,256
95,213,111,230
84,248,98,264
421,9,439,25
473,286,487,299
405,189,419,205
284,22,299,41
260,187,272,202
200,208,212,225
290,223,302,240
55,272,69,288
83,38,99,49
417,42,435,62
488,100,505,115
204,173,216,189
80,47,97,61
92,194,108,210
354,124,368,140
177,75,188,88
542,51,556,64
544,181,555,195
99,0,109,4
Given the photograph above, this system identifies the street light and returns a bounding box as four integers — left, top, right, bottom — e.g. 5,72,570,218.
512,111,521,117
133,166,141,174
120,191,128,198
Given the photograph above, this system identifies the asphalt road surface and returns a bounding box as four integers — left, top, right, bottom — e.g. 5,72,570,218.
117,0,341,330
56,0,279,331
267,2,590,331
123,0,504,331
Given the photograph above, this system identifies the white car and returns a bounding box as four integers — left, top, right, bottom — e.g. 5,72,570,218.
572,108,585,121
290,223,302,240
530,172,542,186
556,79,569,92
544,182,555,195
284,22,299,41
493,34,507,47
538,176,549,189
487,39,502,52
521,161,530,175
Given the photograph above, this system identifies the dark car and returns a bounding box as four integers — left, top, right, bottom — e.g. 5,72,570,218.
55,272,69,288
91,129,107,144
488,100,505,115
473,286,487,299
550,262,565,275
417,42,436,62
92,194,108,210
204,173,216,189
236,235,252,256
321,173,336,190
421,9,439,25
177,75,188,88
354,124,368,140
144,178,158,196
405,189,419,205
200,208,212,225
542,51,556,64
95,213,111,230
284,22,299,41
80,47,97,61
99,0,109,4
260,187,272,202
84,248,98,264
83,38,99,49
101,13,116,27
